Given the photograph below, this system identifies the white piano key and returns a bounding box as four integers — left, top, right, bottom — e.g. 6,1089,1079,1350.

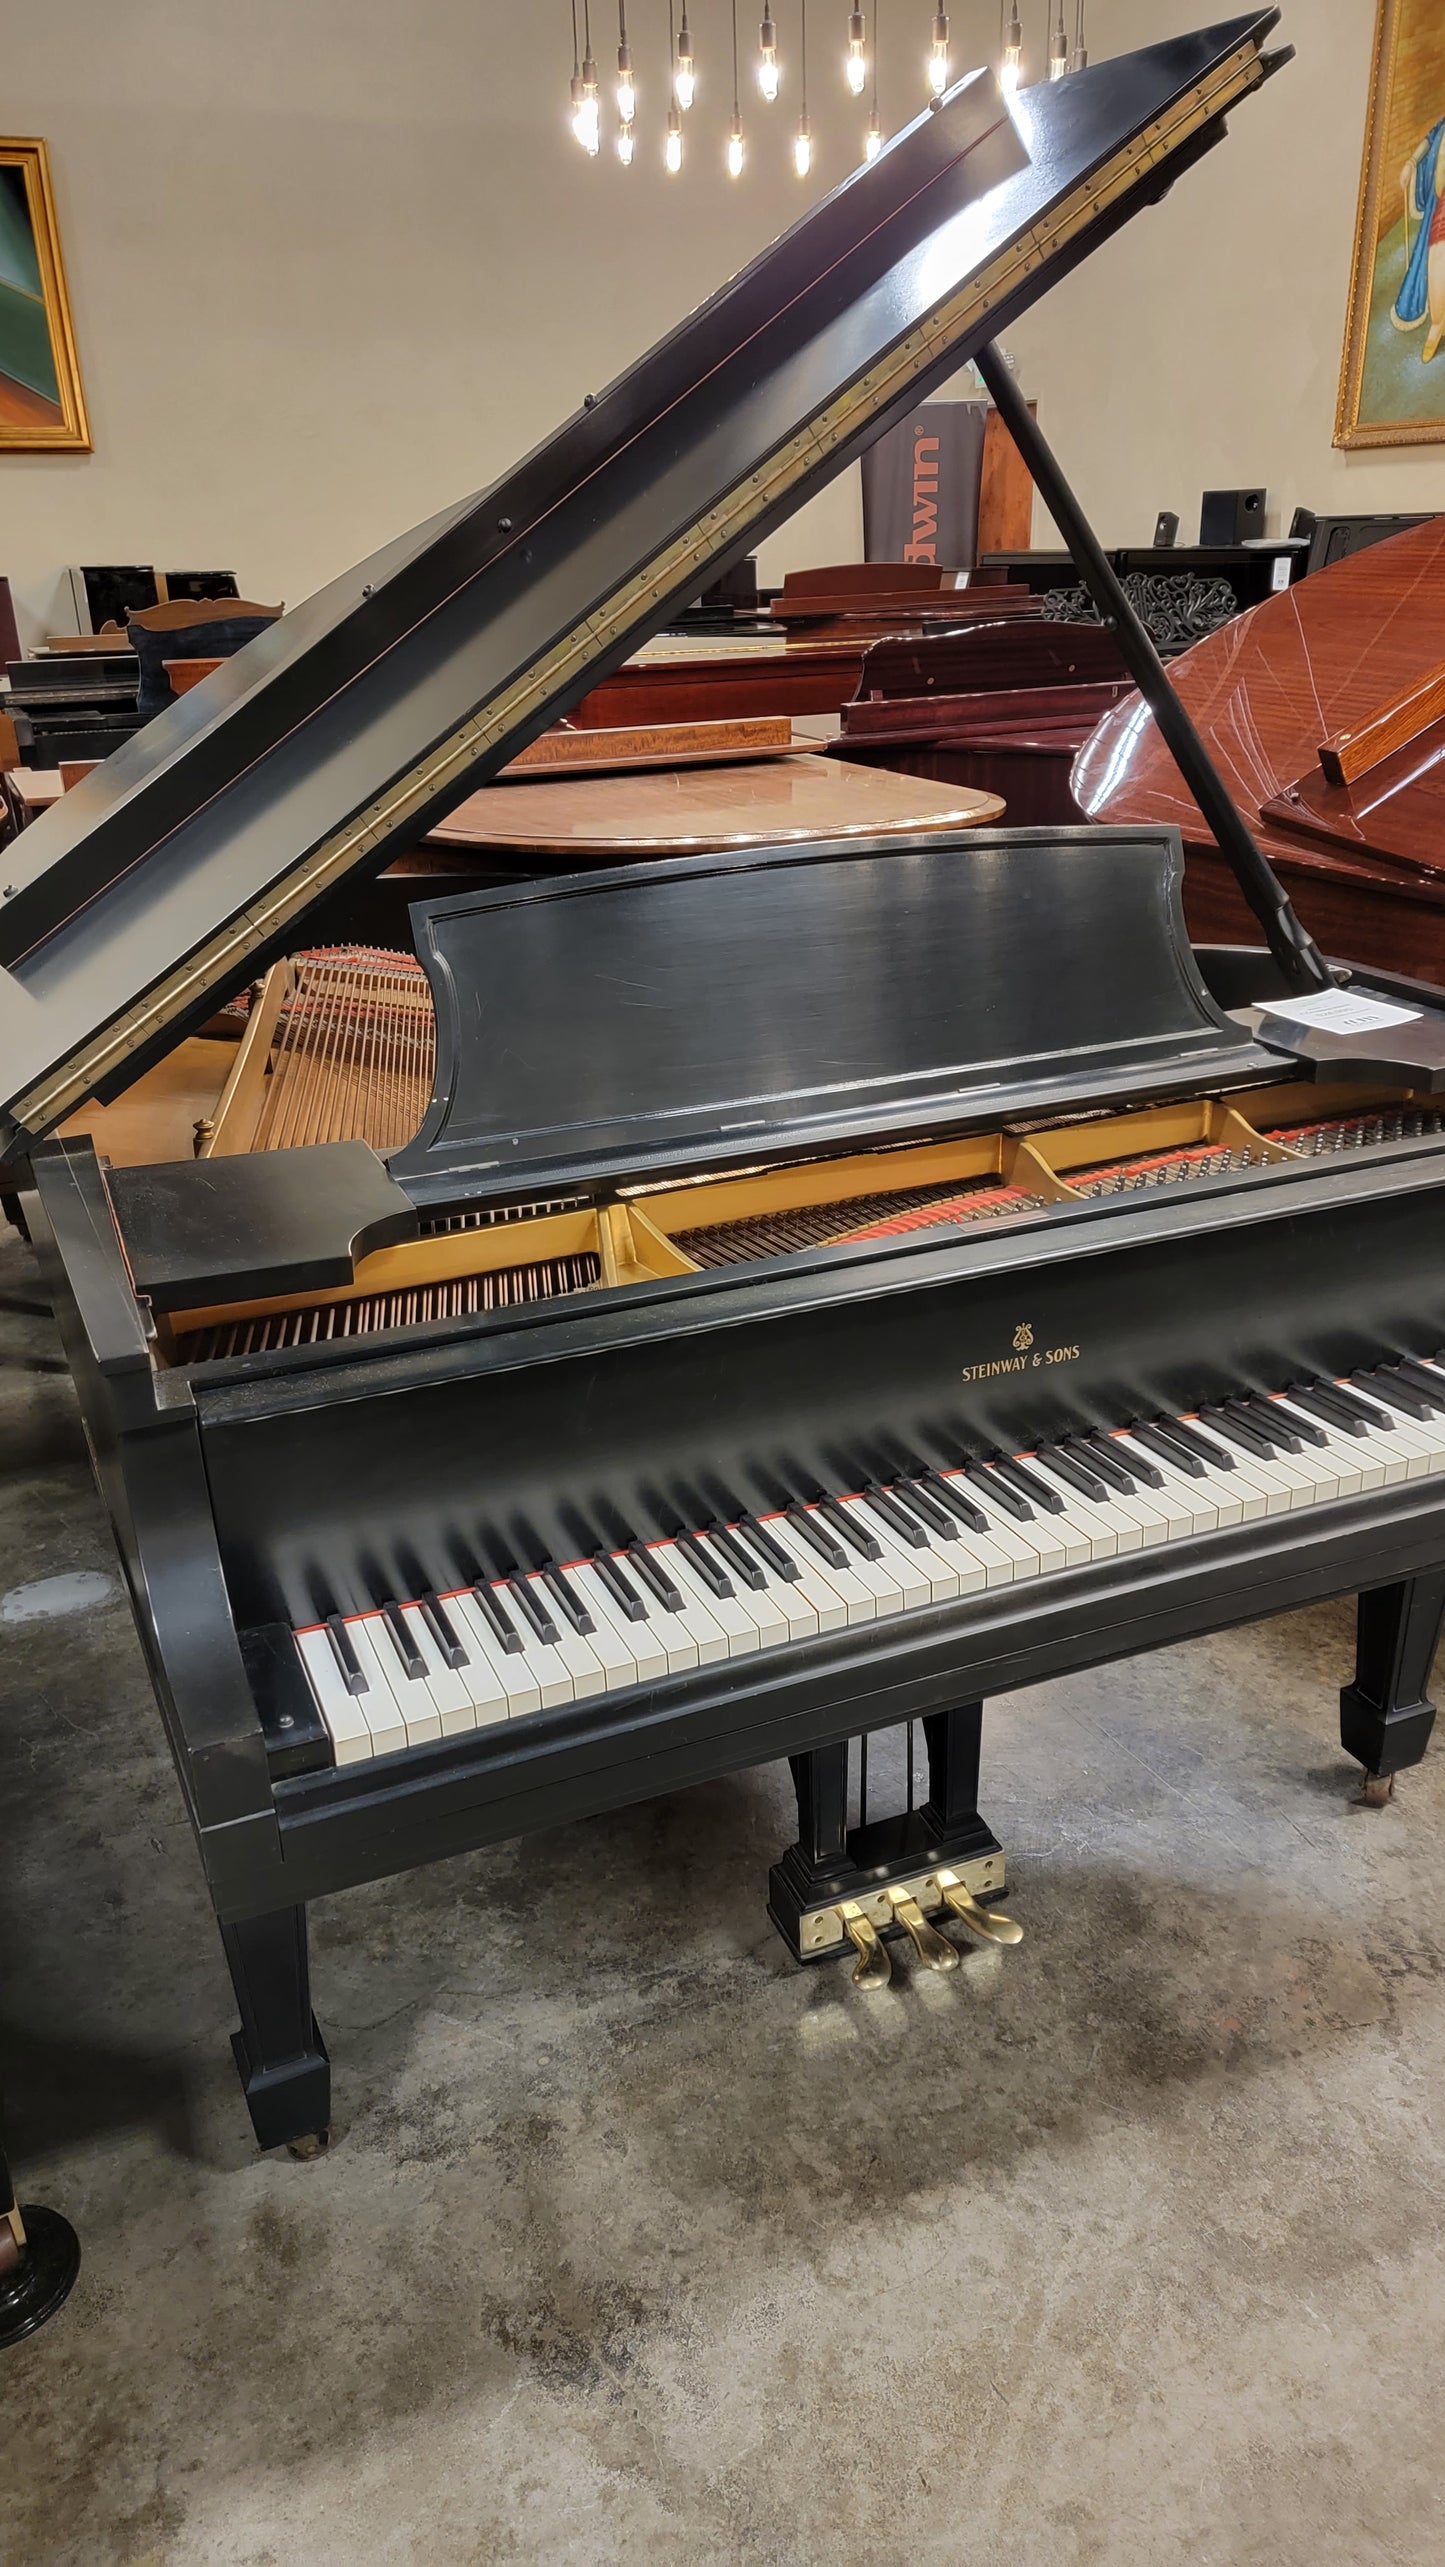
567,1562,670,1688
648,1543,732,1663
397,1602,475,1736
1107,1437,1210,1539
938,1473,1051,1578
1020,1456,1121,1561
342,1616,412,1757
837,1500,933,1611
756,1516,853,1629
663,1541,765,1660
613,1551,703,1676
1348,1387,1445,1476
857,1495,971,1603
693,1534,795,1646
519,1573,617,1693
448,1590,546,1720
1267,1398,1375,1498
789,1510,880,1622
295,1626,374,1766
1164,1423,1261,1524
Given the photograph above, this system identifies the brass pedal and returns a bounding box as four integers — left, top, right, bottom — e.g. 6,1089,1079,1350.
838,1900,892,1989
888,1889,959,1972
935,1866,1023,1947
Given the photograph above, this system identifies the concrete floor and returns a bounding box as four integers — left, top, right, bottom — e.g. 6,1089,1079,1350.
2,1222,1444,2567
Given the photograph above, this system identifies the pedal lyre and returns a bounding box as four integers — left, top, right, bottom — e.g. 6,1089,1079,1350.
935,1866,1023,1947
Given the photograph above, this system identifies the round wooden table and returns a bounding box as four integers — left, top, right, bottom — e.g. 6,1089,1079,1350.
425,753,1005,860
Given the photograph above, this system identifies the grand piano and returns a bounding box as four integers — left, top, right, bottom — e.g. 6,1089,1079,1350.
9,16,1445,2156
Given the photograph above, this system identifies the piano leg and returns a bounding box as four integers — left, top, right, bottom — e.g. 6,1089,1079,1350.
219,1907,331,2155
1340,1573,1445,1803
767,1708,1012,1968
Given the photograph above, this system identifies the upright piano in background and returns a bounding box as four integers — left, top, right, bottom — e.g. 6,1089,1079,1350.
1074,515,1445,983
13,17,1445,2162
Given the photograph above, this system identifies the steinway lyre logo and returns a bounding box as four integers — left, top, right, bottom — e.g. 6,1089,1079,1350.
960,1322,1080,1384
1012,1322,1035,1352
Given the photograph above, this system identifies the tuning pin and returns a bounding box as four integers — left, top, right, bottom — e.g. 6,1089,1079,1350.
887,1889,959,1972
934,1868,1024,1947
837,1900,891,1989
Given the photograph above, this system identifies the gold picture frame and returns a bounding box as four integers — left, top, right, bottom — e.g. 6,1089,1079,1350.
0,138,89,452
1336,0,1445,450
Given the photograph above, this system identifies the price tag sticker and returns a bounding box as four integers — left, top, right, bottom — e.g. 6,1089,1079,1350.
1263,989,1422,1034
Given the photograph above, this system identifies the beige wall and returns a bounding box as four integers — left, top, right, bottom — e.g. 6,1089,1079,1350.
1011,0,1445,546
1,0,1443,649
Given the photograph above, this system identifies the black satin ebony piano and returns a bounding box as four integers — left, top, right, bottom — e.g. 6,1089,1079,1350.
12,17,1445,2155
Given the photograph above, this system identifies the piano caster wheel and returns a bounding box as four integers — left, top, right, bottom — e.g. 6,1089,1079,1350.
1359,1773,1396,1809
935,1867,1024,1946
0,2205,81,2346
839,1902,892,1989
286,2129,330,2162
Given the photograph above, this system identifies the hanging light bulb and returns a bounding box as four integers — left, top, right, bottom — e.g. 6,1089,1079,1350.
927,9,949,95
845,10,867,94
675,4,695,108
577,0,600,153
794,109,812,174
665,97,683,168
864,106,882,157
617,117,635,161
758,6,780,98
727,110,745,174
1000,3,1023,91
1071,0,1088,69
1048,6,1067,76
615,0,635,119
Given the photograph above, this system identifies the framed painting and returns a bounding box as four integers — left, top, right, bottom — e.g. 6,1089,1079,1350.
1337,0,1445,449
0,139,89,451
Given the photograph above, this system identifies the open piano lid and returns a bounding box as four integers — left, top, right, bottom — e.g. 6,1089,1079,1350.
0,15,1285,1161
387,827,1272,1208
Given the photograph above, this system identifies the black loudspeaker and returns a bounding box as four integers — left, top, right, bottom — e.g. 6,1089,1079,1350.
1199,487,1266,545
1153,510,1179,548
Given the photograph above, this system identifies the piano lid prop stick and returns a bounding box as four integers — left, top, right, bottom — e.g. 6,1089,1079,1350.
973,340,1333,998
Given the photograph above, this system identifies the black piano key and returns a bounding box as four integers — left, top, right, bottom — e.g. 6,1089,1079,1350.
677,1529,733,1596
862,1484,931,1548
507,1575,560,1645
817,1492,883,1558
1233,1399,1303,1453
1286,1383,1370,1439
1354,1368,1433,1421
988,1453,1063,1514
960,1459,1031,1519
1098,1435,1162,1489
1320,1378,1392,1428
1257,1396,1326,1448
1158,1416,1235,1471
325,1613,368,1695
708,1524,768,1590
1036,1445,1106,1502
471,1580,525,1652
785,1504,848,1569
421,1593,468,1667
594,1549,649,1620
897,1476,957,1536
1394,1356,1445,1410
919,1469,991,1535
541,1562,594,1633
381,1599,427,1678
626,1542,686,1612
1128,1420,1206,1479
1067,1435,1132,1492
1201,1405,1275,1460
737,1514,802,1582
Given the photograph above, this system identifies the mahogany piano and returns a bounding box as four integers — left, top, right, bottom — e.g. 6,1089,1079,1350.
9,16,1445,2156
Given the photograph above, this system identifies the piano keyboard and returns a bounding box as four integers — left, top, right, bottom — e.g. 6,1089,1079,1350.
290,1356,1445,1770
